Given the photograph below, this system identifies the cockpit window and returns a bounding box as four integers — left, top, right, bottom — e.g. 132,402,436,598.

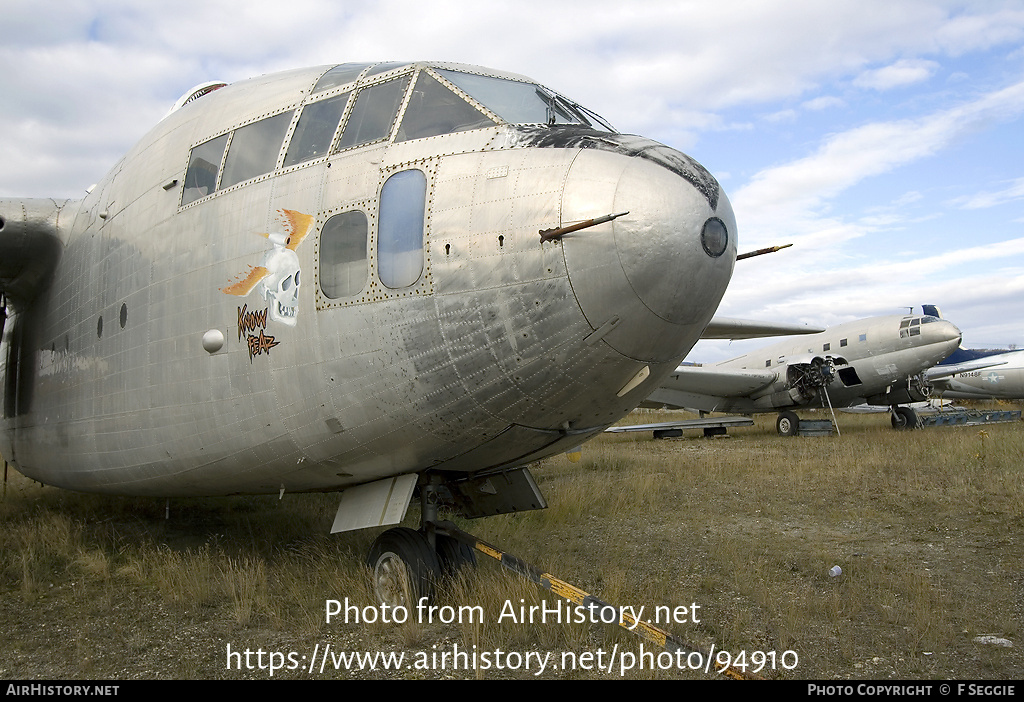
313,63,370,93
284,93,350,167
181,133,228,206
900,317,923,338
363,62,409,80
435,69,613,131
337,75,412,151
220,111,294,189
397,71,496,142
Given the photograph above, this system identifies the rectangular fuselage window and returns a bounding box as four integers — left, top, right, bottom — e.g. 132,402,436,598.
320,211,368,299
378,169,426,288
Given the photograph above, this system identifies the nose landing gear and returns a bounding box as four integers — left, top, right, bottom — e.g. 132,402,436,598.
366,475,476,609
366,527,439,610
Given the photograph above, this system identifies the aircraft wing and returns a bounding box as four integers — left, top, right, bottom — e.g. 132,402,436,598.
642,364,777,411
660,365,777,396
605,415,753,435
925,357,1008,381
702,316,824,340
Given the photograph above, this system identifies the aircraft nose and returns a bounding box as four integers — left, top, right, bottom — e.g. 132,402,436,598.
931,319,963,350
559,145,736,363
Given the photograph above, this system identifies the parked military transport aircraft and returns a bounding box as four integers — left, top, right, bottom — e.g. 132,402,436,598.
0,61,805,605
642,309,970,434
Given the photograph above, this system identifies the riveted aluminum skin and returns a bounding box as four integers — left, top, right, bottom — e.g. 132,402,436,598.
560,147,736,363
0,62,737,497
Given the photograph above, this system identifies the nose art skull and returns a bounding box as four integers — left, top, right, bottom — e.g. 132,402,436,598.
258,244,301,326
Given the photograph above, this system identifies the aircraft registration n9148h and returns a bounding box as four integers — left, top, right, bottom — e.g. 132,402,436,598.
1,61,760,603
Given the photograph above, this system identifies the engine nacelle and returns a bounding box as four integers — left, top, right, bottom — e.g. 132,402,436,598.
751,355,839,410
0,198,71,309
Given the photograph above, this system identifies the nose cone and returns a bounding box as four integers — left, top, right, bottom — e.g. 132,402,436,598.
560,146,736,362
928,319,963,356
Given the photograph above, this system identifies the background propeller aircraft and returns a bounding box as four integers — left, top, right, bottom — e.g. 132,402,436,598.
931,349,1023,400
642,308,968,434
0,60,803,605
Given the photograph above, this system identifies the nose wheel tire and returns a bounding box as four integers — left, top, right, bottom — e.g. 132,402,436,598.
776,411,800,437
436,533,476,579
367,527,440,609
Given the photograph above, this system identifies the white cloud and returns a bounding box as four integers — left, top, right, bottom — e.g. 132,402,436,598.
893,190,925,206
733,77,1024,244
957,177,1024,209
802,96,846,111
853,59,940,91
765,109,798,123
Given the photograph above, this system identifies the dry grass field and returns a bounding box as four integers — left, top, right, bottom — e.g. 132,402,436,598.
2,405,1023,680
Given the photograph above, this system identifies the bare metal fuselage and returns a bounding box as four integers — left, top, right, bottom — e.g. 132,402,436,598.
0,63,736,497
935,349,1024,400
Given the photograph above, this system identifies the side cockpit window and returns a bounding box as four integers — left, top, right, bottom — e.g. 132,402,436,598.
181,134,228,206
180,110,290,203
181,111,293,205
285,93,350,167
435,69,614,131
221,111,294,189
312,63,371,94
337,75,411,151
397,72,496,142
900,317,923,338
320,211,368,299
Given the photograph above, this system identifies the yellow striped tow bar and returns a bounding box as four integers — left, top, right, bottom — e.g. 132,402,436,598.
434,521,760,680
